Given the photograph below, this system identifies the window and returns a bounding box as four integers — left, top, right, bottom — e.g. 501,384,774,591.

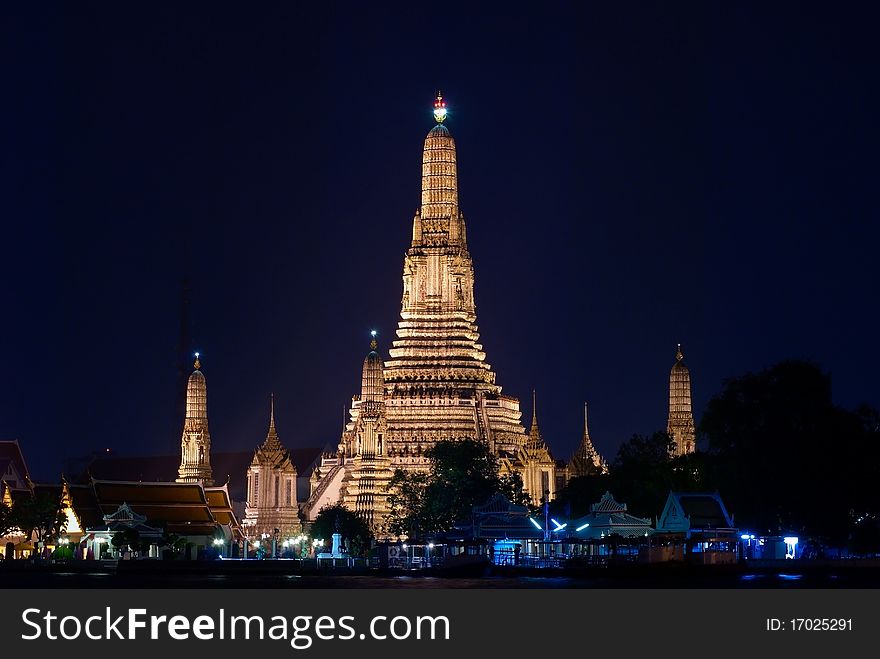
285,479,292,506
253,473,259,504
274,475,280,506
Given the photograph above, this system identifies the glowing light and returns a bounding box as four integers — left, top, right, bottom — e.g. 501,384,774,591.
784,537,799,545
551,518,566,532
402,543,407,550
741,534,751,540
428,543,434,549
433,91,447,123
195,352,200,358
213,539,223,546
65,507,81,533
529,518,542,530
370,330,377,337
576,523,590,532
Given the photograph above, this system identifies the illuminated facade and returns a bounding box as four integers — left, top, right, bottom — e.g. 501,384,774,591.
244,396,300,540
504,392,557,503
667,344,696,457
176,355,213,484
308,95,553,529
382,96,533,466
338,336,395,530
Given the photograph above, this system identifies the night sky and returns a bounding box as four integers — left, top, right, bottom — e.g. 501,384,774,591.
3,2,878,481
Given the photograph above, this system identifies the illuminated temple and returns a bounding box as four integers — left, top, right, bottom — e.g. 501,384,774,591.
304,94,569,531
667,344,696,456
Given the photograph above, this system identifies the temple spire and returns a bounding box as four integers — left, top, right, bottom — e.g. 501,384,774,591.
260,393,283,452
667,343,696,457
569,400,606,477
269,392,276,431
419,93,459,223
177,351,212,484
530,389,539,433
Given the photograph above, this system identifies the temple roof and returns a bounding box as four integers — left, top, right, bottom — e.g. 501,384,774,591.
255,394,285,457
83,448,326,503
656,491,735,534
0,439,30,486
570,402,606,476
568,492,653,540
428,124,450,138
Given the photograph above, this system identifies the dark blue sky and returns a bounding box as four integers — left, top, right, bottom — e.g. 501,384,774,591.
3,2,878,480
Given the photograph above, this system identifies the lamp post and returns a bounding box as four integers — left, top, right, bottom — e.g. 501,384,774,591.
543,491,549,541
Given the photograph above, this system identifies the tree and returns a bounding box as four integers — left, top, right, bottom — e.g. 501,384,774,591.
11,493,67,550
553,431,711,520
385,469,430,539
700,360,879,545
607,431,678,518
384,439,532,538
310,503,373,557
0,499,15,539
111,528,141,555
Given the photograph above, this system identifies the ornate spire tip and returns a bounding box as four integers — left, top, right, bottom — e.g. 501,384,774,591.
193,352,201,370
433,91,447,124
676,343,684,362
370,330,378,351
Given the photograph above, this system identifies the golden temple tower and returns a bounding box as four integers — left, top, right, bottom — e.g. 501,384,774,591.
340,333,394,532
382,93,531,468
319,95,550,529
517,390,557,504
244,394,299,540
176,353,213,483
667,344,696,456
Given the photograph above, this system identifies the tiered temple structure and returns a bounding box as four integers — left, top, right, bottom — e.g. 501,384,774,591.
244,395,300,539
312,94,549,530
667,344,696,456
339,334,395,530
176,354,213,484
569,402,607,477
382,93,531,462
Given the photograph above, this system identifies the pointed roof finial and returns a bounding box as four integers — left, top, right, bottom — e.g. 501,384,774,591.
433,90,447,124
370,329,378,351
531,388,538,426
584,401,589,436
269,392,276,431
676,343,684,362
193,351,201,370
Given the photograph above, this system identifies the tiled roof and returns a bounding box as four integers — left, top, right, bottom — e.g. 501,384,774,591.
83,448,326,504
